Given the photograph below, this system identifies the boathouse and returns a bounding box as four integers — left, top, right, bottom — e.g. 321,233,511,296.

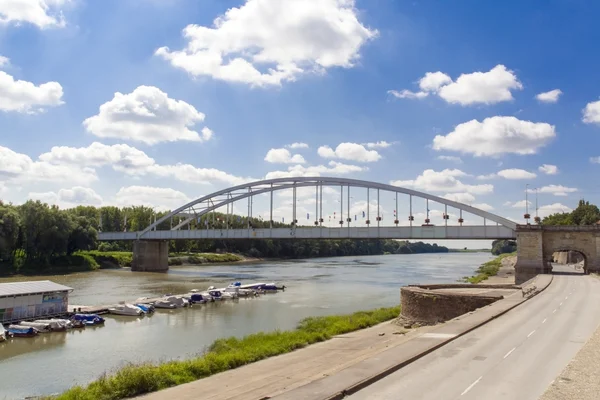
0,281,73,324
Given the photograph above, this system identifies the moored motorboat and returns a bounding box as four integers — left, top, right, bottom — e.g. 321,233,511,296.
135,303,155,313
184,293,208,304
34,319,70,331
71,314,105,326
108,304,144,316
8,325,38,337
19,321,52,333
207,289,223,301
0,324,11,341
153,300,177,309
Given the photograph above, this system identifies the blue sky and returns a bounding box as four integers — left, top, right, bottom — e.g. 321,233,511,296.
1,0,600,245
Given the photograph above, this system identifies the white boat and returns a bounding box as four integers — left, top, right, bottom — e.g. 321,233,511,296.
154,296,188,309
220,283,256,297
208,286,236,299
108,304,144,316
153,300,177,309
34,319,71,331
19,321,52,333
0,324,9,341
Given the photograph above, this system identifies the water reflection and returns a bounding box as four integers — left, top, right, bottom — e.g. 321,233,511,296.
0,253,492,399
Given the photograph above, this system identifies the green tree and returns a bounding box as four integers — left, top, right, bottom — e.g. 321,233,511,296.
0,203,21,264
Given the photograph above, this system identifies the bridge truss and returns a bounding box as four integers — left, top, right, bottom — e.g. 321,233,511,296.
98,177,517,241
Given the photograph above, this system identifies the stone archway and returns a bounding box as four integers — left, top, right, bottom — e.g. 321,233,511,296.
514,225,600,284
549,249,588,274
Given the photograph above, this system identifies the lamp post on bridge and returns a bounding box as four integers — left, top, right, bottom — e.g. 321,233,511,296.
524,184,531,224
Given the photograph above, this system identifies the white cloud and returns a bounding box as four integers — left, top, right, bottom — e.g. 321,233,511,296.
476,174,497,180
437,65,522,105
537,203,573,218
28,186,103,208
437,155,463,164
112,186,191,212
286,142,309,149
0,0,69,29
363,141,393,149
582,100,600,125
536,89,562,103
390,169,493,195
390,65,522,106
0,145,96,185
388,89,428,99
265,161,367,179
155,0,377,87
432,116,556,156
442,192,475,204
317,142,381,162
83,86,210,145
38,142,253,186
264,148,306,164
40,142,155,172
538,164,558,175
496,169,537,180
532,185,577,197
509,200,531,208
418,71,451,92
472,203,494,211
591,157,600,164
0,55,9,67
0,70,64,113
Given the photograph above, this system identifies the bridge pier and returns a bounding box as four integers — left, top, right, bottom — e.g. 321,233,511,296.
132,240,169,272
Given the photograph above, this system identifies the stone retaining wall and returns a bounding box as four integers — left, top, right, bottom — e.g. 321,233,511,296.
400,286,503,325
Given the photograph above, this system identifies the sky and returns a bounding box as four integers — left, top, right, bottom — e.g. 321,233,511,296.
1,0,600,249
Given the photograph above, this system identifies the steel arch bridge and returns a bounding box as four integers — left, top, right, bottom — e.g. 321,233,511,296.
97,177,517,241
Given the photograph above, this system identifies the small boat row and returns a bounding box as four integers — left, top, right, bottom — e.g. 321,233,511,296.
107,282,284,317
1,314,106,339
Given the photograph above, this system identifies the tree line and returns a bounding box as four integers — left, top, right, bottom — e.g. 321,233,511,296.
0,200,449,273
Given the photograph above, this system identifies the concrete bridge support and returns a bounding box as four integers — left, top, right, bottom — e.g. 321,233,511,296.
515,225,600,284
132,240,169,272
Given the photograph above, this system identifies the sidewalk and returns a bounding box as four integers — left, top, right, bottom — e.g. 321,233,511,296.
139,275,552,400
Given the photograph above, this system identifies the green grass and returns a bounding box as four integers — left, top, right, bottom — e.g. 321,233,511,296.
77,251,133,268
463,252,516,284
51,306,400,400
174,253,244,264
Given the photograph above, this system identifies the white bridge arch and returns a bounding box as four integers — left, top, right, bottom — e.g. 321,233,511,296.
98,177,517,241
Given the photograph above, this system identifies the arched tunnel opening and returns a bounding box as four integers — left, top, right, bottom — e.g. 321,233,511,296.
549,250,588,276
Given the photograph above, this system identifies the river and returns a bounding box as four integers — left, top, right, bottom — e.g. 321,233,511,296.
0,252,493,399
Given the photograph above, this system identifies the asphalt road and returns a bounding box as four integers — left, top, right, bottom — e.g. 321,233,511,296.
348,265,600,400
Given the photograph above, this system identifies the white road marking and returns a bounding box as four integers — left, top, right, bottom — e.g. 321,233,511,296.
553,309,557,313
527,330,536,338
503,347,516,359
565,296,568,300
542,318,547,324
560,302,563,306
422,333,457,339
461,376,483,396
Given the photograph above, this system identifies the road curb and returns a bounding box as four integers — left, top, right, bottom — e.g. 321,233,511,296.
323,274,554,400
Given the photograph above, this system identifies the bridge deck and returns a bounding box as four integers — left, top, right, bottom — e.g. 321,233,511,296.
98,225,515,241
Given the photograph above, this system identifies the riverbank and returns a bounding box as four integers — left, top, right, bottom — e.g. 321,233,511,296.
51,306,400,400
463,252,517,284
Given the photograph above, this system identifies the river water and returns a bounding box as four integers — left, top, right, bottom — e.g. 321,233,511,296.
0,253,492,399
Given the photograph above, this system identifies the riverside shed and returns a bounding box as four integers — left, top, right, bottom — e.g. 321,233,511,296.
0,280,73,324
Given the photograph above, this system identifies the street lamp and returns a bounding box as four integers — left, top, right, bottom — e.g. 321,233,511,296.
524,184,531,223
534,188,541,224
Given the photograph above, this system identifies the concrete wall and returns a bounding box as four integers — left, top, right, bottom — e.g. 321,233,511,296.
132,240,169,272
400,286,502,325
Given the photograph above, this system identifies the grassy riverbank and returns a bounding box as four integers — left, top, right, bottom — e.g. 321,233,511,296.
463,252,516,284
169,252,245,265
51,306,400,400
